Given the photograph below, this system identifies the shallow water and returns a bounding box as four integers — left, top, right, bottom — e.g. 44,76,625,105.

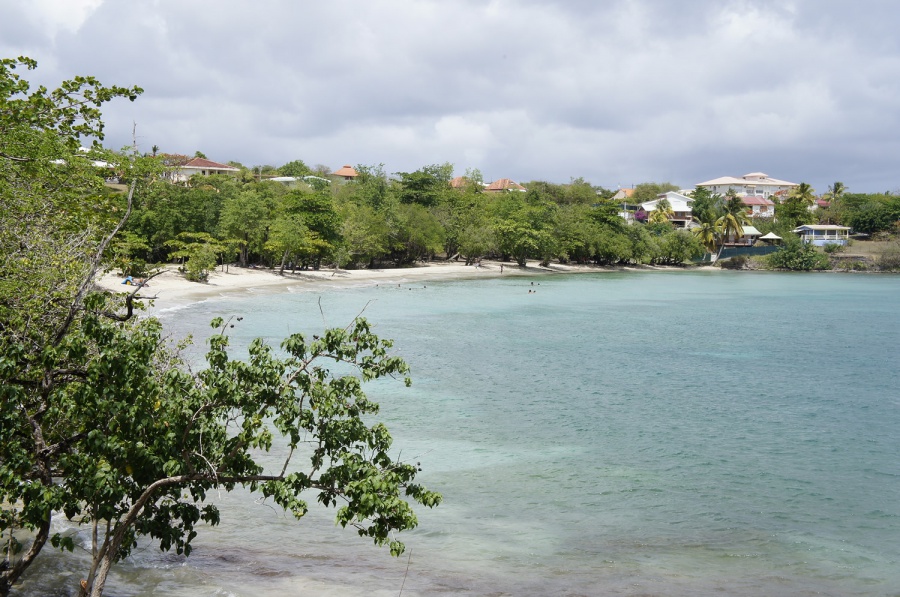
22,271,900,596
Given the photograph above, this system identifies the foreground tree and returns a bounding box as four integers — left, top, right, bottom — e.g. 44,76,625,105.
0,57,440,597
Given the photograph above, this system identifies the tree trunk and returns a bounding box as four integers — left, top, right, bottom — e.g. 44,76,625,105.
278,249,289,276
0,516,51,597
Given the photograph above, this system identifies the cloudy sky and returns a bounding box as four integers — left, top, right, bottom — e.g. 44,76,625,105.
2,0,899,193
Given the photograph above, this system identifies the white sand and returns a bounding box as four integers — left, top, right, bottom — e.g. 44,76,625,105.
95,261,633,310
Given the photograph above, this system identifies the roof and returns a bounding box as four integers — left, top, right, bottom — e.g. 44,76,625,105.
742,226,762,236
696,173,798,187
640,191,693,213
759,232,782,240
741,196,775,206
450,176,469,188
793,225,851,231
333,165,359,178
486,178,526,191
182,157,238,171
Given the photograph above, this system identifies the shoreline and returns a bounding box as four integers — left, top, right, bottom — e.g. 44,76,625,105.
95,259,891,312
98,261,716,311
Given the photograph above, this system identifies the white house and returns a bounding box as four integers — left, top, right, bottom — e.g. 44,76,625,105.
696,172,798,199
637,191,694,227
793,225,851,246
165,157,239,183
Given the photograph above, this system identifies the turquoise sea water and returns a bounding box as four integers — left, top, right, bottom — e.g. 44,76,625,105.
26,271,900,596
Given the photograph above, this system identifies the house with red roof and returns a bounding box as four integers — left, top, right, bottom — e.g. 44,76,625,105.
164,156,240,183
485,178,526,192
741,195,776,217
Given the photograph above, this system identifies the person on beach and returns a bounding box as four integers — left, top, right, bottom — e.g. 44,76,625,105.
500,264,504,273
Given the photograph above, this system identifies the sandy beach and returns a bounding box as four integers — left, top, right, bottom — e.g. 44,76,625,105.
95,260,638,310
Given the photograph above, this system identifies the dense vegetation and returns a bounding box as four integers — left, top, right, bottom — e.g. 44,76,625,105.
118,161,900,274
117,164,712,272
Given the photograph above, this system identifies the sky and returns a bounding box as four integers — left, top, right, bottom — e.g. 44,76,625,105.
2,0,899,193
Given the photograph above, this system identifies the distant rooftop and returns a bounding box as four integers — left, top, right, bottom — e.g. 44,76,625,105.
333,165,359,178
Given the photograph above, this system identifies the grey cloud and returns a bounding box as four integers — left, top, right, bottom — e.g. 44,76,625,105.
3,0,899,191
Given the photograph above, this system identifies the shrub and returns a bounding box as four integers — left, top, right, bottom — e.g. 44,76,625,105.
767,238,831,271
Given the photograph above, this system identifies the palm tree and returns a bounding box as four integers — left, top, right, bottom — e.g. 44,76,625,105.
825,181,846,202
716,193,750,256
648,198,674,224
790,182,816,207
820,181,847,224
692,218,722,260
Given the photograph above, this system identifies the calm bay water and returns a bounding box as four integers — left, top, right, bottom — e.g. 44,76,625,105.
26,271,900,596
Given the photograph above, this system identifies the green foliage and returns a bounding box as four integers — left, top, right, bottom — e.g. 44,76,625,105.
1,58,441,597
692,219,721,255
848,202,893,234
717,194,749,243
339,202,391,268
218,187,274,266
689,186,723,225
166,232,223,281
623,225,657,264
389,203,445,265
647,198,673,225
592,230,633,265
109,231,151,277
766,237,831,270
631,182,679,204
395,163,453,207
279,159,312,178
652,230,704,265
490,193,558,266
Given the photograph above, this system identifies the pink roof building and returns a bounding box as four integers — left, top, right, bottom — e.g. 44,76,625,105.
740,195,776,217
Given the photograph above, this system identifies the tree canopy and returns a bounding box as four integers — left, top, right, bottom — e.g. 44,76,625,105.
0,57,440,597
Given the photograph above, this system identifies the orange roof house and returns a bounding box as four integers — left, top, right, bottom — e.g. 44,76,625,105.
333,165,359,180
485,178,526,192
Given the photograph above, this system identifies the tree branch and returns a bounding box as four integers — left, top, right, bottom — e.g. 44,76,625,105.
54,178,136,345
